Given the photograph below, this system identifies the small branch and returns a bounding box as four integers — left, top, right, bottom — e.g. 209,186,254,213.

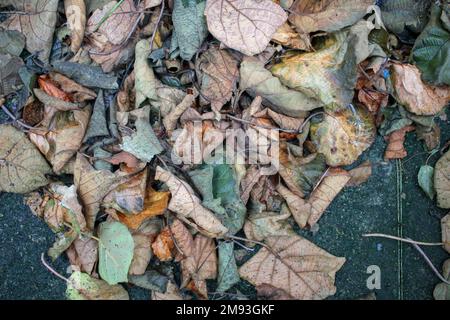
363,233,443,246
41,253,70,283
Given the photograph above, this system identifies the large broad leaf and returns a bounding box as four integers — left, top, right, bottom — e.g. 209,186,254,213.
0,125,51,193
66,271,129,300
171,0,208,61
239,56,321,117
1,0,58,62
310,106,376,167
289,0,374,33
411,4,450,86
98,220,135,285
204,0,287,56
435,149,450,209
380,0,431,35
239,235,346,300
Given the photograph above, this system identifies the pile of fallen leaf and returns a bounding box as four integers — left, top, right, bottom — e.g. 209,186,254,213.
0,0,449,300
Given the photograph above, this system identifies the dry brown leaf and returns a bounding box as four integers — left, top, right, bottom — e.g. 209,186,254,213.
244,209,295,242
152,227,174,261
129,233,152,275
239,235,346,300
38,75,72,102
442,214,450,253
67,236,98,274
163,88,198,134
0,125,51,193
155,166,228,237
204,0,287,56
196,47,239,113
272,22,311,51
105,151,140,168
277,168,350,228
65,0,86,53
391,64,450,116
118,189,170,230
384,125,415,160
257,284,295,300
288,0,374,33
240,166,263,204
358,89,388,114
435,150,450,209
170,219,194,262
151,281,183,300
117,71,135,112
347,160,372,187
49,72,96,102
73,153,130,230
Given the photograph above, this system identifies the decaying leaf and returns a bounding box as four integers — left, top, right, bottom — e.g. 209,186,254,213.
65,0,86,53
257,284,295,300
129,269,169,292
310,106,376,167
418,165,435,200
0,125,51,193
239,235,346,300
278,168,350,228
0,53,24,97
1,0,59,62
347,160,372,187
216,241,239,293
380,0,431,35
66,271,129,300
244,208,295,242
272,22,311,51
289,0,374,33
204,0,287,56
152,227,174,262
151,281,183,300
433,259,450,300
83,90,109,141
98,220,134,285
435,150,450,209
384,125,415,160
391,64,450,116
68,236,98,275
442,214,450,254
155,166,228,237
129,233,152,275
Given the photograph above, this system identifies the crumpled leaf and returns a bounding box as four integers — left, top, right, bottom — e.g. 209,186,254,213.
0,29,25,56
129,233,152,275
196,47,238,113
347,160,372,187
240,56,320,117
64,0,86,53
272,22,311,51
412,4,450,86
129,270,169,292
1,0,58,62
391,64,450,116
384,125,415,160
216,241,239,293
98,220,134,285
151,281,183,300
277,168,350,228
310,106,376,167
204,0,287,56
67,236,98,274
435,149,450,209
163,88,198,134
442,214,450,254
418,165,435,200
239,235,346,300
380,0,431,35
83,90,109,141
73,154,130,230
244,208,295,242
152,227,174,261
288,0,374,33
66,271,129,300
155,166,228,237
0,125,51,193
257,284,295,300
49,72,96,103
118,189,170,230
121,106,163,163
433,259,450,300
0,53,24,97
171,0,208,61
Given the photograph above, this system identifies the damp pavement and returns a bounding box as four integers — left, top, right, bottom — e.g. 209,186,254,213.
0,111,449,300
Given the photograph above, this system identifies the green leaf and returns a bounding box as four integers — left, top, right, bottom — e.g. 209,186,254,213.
66,271,129,300
98,220,134,285
121,106,163,163
418,165,435,200
216,242,240,293
412,4,450,85
170,0,208,61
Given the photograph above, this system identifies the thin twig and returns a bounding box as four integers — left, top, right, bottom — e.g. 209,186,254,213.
363,233,443,246
41,253,70,283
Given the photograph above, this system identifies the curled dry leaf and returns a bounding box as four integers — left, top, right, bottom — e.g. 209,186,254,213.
38,75,72,102
244,209,295,242
163,88,198,134
442,214,450,254
66,271,129,300
384,125,415,160
68,236,98,275
204,0,287,56
0,125,51,193
310,106,376,167
347,160,372,187
155,166,228,237
151,281,183,300
64,0,86,53
118,189,170,230
49,72,96,102
277,168,350,228
391,64,450,116
435,150,450,209
196,47,239,113
129,233,152,275
272,22,311,51
239,235,346,300
152,227,174,262
288,0,375,33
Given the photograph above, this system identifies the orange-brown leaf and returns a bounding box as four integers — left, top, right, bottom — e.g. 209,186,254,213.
384,126,415,160
151,227,174,262
38,75,72,102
